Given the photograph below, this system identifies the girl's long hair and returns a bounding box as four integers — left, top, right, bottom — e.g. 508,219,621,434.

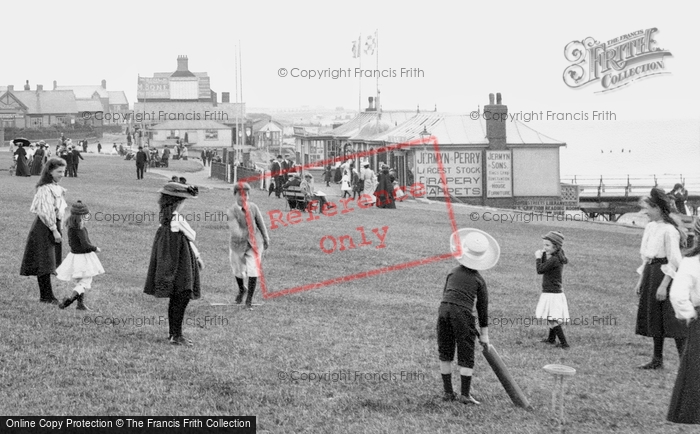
66,213,84,230
547,246,568,265
158,194,185,225
36,158,66,189
642,196,688,248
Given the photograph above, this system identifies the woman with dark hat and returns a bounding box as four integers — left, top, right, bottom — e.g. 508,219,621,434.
144,182,203,346
670,183,689,215
375,164,396,209
20,158,68,303
13,139,31,177
667,217,700,424
635,187,688,369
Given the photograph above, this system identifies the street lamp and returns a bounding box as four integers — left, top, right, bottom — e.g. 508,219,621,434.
420,126,430,152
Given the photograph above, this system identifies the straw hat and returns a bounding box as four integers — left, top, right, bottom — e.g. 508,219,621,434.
449,228,500,270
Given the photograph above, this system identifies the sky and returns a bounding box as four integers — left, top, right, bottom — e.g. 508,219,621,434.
3,0,699,121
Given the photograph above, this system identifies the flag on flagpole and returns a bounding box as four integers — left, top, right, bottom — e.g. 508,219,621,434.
352,36,361,58
364,31,377,55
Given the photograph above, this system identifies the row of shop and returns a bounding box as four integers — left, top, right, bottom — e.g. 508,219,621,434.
293,94,569,208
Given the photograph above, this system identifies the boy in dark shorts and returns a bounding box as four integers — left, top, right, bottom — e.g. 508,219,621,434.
438,228,500,405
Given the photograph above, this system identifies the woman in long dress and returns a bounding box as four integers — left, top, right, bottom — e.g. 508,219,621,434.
667,217,700,424
14,144,31,177
375,165,396,209
361,161,377,205
30,145,46,176
635,187,687,369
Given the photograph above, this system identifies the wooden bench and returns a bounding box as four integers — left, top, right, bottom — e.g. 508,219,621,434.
282,185,308,211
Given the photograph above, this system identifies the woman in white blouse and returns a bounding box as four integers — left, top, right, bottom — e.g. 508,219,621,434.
667,217,700,424
634,187,688,369
20,158,68,304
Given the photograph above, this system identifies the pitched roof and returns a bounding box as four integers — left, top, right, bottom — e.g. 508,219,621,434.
330,111,415,139
11,90,79,114
54,85,108,99
253,119,284,134
149,119,231,130
107,91,128,106
76,99,104,112
368,113,564,146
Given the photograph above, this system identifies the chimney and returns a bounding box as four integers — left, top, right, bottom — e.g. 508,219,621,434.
37,84,43,92
176,55,189,72
53,80,57,90
101,79,106,89
222,92,230,103
24,80,30,90
485,92,507,149
366,96,375,112
7,85,13,91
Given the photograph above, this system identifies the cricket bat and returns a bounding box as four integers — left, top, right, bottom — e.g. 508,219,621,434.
481,342,532,409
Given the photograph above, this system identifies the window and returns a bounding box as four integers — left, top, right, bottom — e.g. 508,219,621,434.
205,129,218,140
31,117,43,128
167,130,178,139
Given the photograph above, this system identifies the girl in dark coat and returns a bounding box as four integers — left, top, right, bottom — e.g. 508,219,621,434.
144,182,203,346
20,158,68,303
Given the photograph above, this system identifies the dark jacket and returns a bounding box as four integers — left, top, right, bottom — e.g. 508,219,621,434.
144,224,201,299
536,253,565,293
136,150,148,165
72,149,84,164
68,227,98,254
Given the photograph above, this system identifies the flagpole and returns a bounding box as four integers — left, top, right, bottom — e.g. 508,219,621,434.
358,32,362,115
375,29,379,112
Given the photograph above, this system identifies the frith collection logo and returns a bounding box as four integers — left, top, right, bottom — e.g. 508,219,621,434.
563,28,672,93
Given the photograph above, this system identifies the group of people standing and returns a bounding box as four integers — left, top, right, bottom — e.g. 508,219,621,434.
12,139,52,177
199,149,219,166
19,156,271,346
333,160,400,209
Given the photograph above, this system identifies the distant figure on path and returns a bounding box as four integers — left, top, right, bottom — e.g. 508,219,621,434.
375,164,396,209
136,146,148,180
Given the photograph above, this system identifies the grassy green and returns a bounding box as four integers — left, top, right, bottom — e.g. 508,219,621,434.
0,152,694,433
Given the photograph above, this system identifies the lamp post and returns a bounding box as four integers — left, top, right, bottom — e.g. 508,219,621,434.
419,125,430,152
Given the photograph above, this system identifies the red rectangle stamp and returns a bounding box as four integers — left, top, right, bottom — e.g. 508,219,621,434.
234,136,463,299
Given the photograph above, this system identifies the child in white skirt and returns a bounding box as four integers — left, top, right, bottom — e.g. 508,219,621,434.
57,201,104,310
535,231,570,348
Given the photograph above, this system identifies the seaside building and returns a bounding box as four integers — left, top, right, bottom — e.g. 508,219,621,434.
135,55,247,149
295,93,568,210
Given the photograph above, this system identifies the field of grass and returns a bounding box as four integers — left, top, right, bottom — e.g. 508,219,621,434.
0,152,695,433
